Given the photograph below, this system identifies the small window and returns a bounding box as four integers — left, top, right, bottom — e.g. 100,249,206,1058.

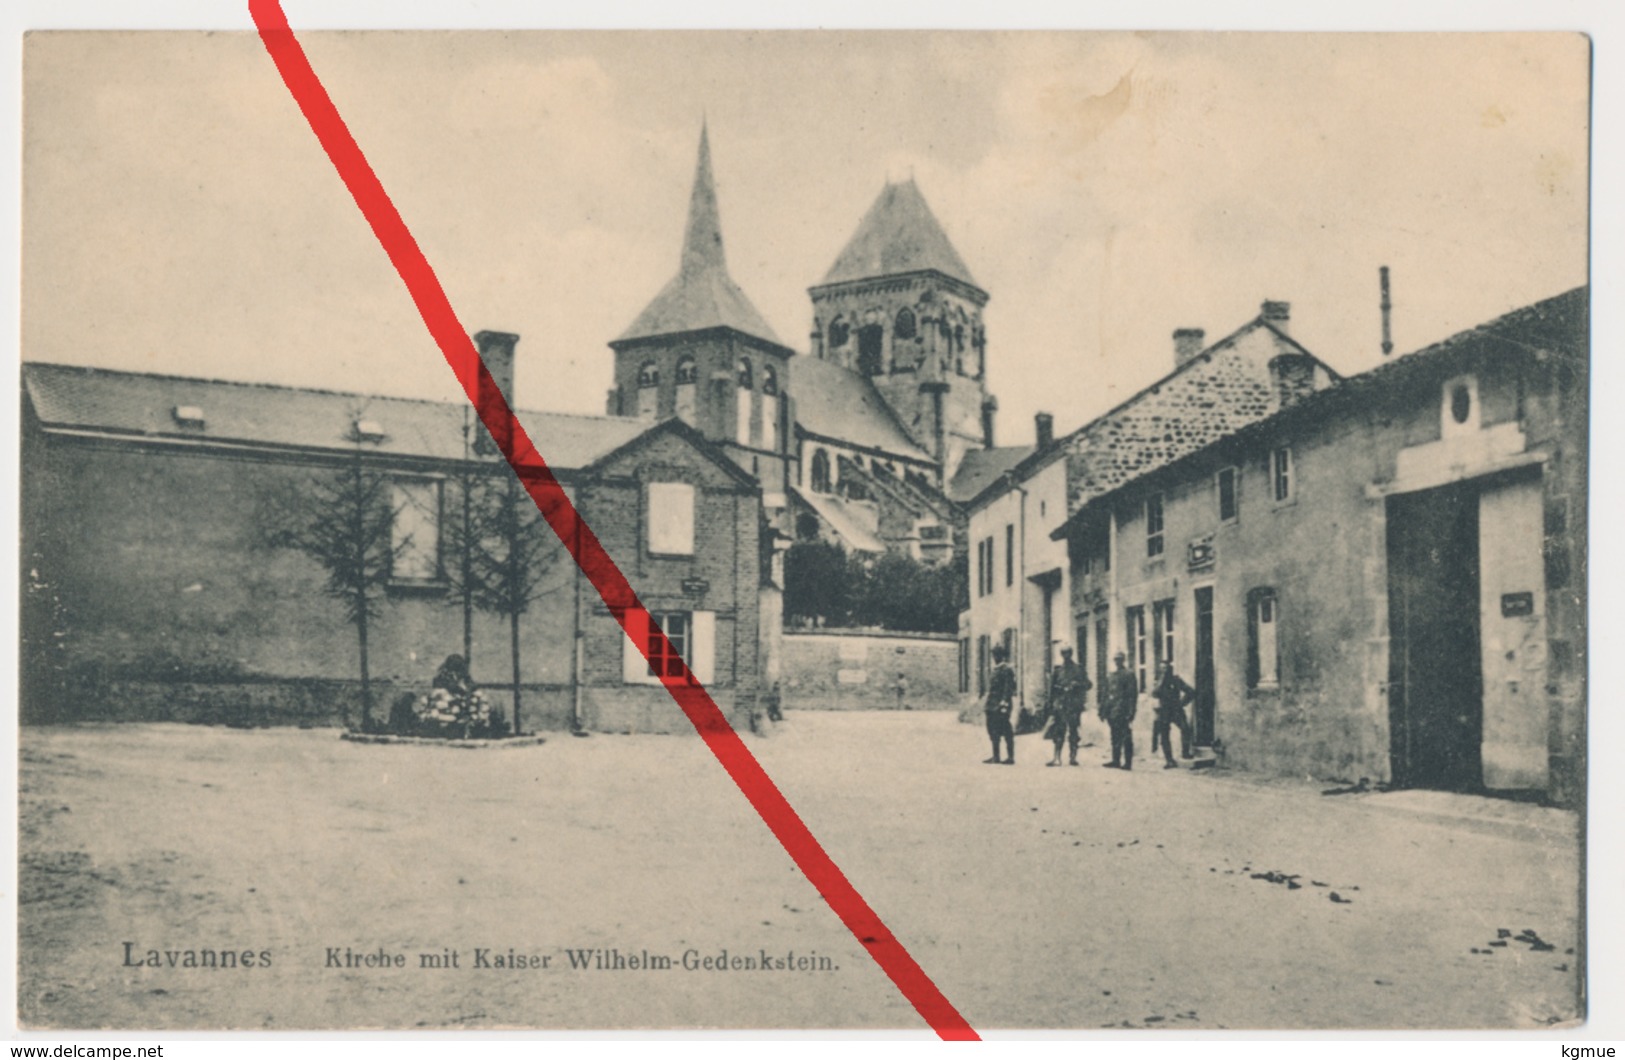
172,405,206,428
828,318,850,348
353,419,386,442
1450,384,1472,424
647,611,690,679
647,482,695,556
958,638,971,695
392,479,442,581
637,361,660,388
623,609,715,686
761,366,780,452
1271,448,1292,503
1217,467,1239,523
1153,599,1176,673
1146,493,1165,557
809,449,832,493
895,308,917,341
1005,523,1015,587
1127,605,1148,692
976,635,990,696
736,358,754,445
1247,588,1280,689
674,358,698,426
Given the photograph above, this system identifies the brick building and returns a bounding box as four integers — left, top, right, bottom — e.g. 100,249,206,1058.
961,302,1339,714
22,354,765,735
1052,288,1587,806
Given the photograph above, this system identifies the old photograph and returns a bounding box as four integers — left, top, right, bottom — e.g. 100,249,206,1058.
16,27,1590,1033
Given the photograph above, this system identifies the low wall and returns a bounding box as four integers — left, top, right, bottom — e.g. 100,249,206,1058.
781,629,959,711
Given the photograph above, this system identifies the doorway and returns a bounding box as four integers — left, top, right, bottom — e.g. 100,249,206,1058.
1386,483,1482,791
1193,586,1215,746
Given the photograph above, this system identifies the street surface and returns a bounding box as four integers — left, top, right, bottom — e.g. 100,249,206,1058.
19,711,1581,1030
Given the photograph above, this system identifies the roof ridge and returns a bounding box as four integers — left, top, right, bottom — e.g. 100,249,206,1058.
21,360,640,426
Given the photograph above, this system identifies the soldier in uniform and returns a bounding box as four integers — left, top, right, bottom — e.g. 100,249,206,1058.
1102,651,1138,770
1045,647,1092,767
983,644,1017,765
1151,661,1197,768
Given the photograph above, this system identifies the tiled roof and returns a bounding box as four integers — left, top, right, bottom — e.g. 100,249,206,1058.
790,355,934,463
1053,285,1587,533
1061,317,1338,512
947,445,1034,505
819,178,980,291
23,361,650,470
617,125,784,348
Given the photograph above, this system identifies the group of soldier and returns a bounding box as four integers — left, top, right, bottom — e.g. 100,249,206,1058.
981,643,1197,771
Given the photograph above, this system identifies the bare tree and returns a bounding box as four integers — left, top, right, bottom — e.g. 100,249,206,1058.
271,437,407,731
468,470,552,735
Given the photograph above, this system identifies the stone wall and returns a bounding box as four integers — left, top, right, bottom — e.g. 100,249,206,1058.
780,629,958,711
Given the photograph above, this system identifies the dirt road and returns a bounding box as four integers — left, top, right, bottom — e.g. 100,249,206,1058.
18,712,1581,1031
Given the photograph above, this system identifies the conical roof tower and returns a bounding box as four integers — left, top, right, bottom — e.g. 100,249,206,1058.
617,125,782,347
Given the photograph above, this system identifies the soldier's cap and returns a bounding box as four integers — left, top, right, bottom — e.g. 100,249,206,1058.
1114,651,1127,661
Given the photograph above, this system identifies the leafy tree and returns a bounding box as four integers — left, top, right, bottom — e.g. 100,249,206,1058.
784,541,851,627
270,443,407,731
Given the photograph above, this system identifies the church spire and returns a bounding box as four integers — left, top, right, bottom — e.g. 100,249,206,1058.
680,120,727,278
614,123,783,347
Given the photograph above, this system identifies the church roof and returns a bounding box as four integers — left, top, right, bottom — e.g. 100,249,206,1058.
23,361,651,470
819,178,980,291
947,445,1035,505
617,126,784,348
790,355,933,464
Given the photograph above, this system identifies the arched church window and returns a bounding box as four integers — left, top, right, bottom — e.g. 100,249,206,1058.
674,356,698,427
736,357,754,446
761,366,780,452
954,324,966,353
828,318,850,348
636,361,659,423
810,449,831,494
857,324,884,377
895,308,917,341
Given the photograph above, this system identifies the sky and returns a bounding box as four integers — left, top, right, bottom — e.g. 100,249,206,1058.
21,29,1590,447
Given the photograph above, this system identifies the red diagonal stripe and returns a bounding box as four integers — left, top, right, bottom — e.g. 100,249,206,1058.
249,2,978,1040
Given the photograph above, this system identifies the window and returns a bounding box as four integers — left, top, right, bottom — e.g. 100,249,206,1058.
622,609,715,686
857,324,884,376
1005,523,1015,588
1217,467,1239,523
635,361,660,423
736,358,754,445
761,366,779,452
809,449,832,494
977,535,996,597
1271,447,1293,503
958,638,971,694
1153,599,1176,673
646,482,695,556
1441,374,1480,438
392,479,442,581
1146,493,1165,557
828,317,850,348
675,357,698,426
895,308,917,341
1247,588,1280,690
1127,605,1148,692
976,634,991,696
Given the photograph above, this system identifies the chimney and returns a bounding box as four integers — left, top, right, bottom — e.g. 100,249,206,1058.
1380,266,1394,356
1035,412,1054,449
1260,301,1291,333
1173,328,1206,367
473,330,520,453
981,395,999,448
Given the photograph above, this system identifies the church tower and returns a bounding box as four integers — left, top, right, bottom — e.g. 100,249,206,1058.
608,125,795,506
808,178,994,483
